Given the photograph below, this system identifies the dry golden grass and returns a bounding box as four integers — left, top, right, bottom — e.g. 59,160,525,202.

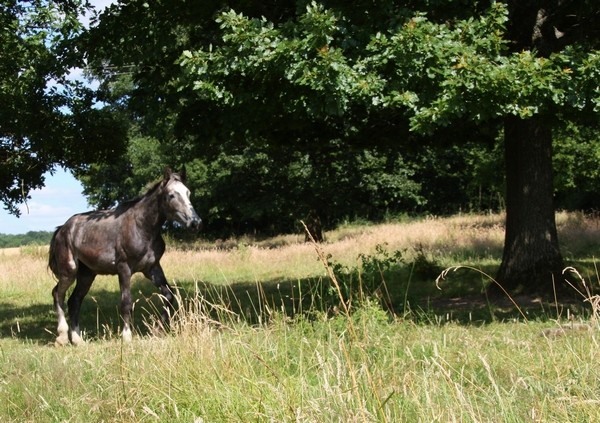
3,213,600,422
0,248,51,300
159,213,508,285
3,211,599,291
155,211,600,302
0,247,20,256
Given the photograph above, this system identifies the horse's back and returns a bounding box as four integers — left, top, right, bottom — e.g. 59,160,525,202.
49,210,123,276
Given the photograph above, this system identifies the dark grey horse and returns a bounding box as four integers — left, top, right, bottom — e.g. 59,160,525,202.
48,168,200,345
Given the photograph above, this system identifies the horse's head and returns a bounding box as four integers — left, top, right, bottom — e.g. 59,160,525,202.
161,167,201,230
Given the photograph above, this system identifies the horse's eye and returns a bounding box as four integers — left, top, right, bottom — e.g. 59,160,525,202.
169,193,176,199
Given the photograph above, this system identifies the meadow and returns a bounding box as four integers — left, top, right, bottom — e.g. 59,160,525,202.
1,212,600,422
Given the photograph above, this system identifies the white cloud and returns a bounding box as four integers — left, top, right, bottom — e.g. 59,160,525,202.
18,201,75,218
0,170,89,234
0,0,116,235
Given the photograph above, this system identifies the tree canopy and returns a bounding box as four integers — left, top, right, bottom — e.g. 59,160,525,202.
5,0,600,295
0,0,127,215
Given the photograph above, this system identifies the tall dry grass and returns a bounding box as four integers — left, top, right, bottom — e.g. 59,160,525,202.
2,213,600,421
3,211,599,293
159,211,600,286
159,213,508,286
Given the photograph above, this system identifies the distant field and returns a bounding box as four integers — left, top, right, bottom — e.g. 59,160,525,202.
0,247,20,256
1,213,600,422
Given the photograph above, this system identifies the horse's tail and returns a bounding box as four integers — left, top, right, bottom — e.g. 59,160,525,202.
48,226,62,278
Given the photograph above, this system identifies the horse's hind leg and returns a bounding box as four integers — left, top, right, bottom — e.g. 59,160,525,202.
67,264,96,346
52,275,75,346
145,264,174,325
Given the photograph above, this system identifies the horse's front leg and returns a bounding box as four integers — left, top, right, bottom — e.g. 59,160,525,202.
117,267,134,342
144,264,174,325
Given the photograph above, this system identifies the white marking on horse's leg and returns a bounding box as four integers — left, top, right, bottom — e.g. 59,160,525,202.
55,310,69,346
67,259,77,271
122,325,132,343
70,326,84,346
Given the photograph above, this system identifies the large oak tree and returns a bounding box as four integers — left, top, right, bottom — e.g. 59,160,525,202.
178,1,600,295
83,0,600,296
497,1,600,294
0,0,126,216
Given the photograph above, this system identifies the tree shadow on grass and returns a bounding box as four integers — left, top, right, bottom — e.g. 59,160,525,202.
0,302,56,343
0,279,162,344
0,268,591,345
0,276,334,344
166,269,591,327
177,277,333,325
422,263,593,322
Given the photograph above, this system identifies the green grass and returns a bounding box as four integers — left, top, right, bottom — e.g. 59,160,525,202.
2,213,600,421
2,305,599,422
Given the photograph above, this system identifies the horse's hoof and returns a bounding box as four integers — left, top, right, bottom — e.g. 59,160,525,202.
55,334,69,347
122,327,133,343
70,332,84,346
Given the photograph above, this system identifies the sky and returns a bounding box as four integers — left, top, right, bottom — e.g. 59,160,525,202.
0,0,115,235
0,170,90,234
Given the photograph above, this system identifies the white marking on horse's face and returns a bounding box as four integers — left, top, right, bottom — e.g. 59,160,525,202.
170,181,193,207
165,180,201,229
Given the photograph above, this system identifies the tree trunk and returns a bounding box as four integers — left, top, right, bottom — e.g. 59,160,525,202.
494,115,565,296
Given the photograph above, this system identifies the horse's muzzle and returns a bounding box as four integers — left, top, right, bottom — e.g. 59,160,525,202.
189,217,202,231
175,210,202,231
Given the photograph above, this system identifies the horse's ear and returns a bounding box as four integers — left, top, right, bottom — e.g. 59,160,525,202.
180,165,187,182
164,167,173,180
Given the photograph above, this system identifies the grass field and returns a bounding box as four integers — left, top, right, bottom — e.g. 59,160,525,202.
2,212,600,422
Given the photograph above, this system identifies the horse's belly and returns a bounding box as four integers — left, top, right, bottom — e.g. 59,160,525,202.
78,250,119,275
129,253,157,273
78,247,156,275
69,216,159,275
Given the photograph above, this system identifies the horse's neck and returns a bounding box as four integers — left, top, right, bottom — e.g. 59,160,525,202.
131,188,166,234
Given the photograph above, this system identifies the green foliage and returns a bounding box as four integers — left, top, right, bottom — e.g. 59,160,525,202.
70,0,600,242
76,129,188,209
180,3,369,118
363,3,600,133
554,123,600,210
179,2,600,136
0,0,128,215
0,231,52,248
358,243,405,276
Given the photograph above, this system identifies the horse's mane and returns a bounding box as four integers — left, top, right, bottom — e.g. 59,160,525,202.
115,173,182,210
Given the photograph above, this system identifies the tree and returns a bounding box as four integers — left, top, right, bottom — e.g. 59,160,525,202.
85,1,600,295
364,1,600,294
495,1,600,294
82,0,430,234
0,0,127,215
177,1,600,295
374,1,600,295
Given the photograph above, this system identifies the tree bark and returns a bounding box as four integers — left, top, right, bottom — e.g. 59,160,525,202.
495,115,565,296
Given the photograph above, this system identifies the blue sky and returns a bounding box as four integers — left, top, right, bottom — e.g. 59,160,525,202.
0,0,114,235
0,170,89,234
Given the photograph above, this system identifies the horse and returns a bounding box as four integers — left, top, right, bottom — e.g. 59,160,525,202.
48,167,201,346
